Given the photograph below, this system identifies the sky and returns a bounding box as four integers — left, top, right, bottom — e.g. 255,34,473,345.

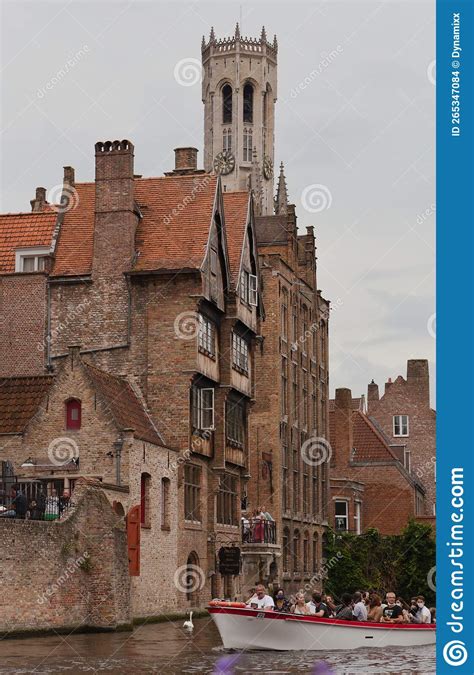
0,0,435,404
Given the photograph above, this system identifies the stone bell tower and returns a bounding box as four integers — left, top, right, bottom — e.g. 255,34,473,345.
201,24,278,215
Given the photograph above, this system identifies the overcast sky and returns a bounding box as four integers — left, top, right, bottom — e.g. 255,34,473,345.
0,0,435,404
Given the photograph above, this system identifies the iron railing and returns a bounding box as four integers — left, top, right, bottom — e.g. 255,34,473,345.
0,479,75,521
242,518,276,544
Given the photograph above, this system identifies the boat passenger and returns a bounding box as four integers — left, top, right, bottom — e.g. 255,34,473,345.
429,607,436,623
334,593,354,621
322,594,337,616
396,597,412,623
291,592,311,615
352,591,368,621
246,584,275,610
307,592,330,617
411,595,432,624
273,588,291,613
380,592,405,623
366,593,383,622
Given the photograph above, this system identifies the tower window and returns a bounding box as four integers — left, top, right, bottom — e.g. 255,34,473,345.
222,84,232,124
243,128,253,162
223,128,232,152
243,83,254,123
66,399,81,430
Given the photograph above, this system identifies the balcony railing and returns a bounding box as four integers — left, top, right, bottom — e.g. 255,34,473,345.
242,518,276,544
0,479,75,522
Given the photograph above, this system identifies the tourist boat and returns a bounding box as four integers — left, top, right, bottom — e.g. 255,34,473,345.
208,603,436,651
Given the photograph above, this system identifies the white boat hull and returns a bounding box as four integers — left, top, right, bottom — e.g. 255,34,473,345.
208,607,436,651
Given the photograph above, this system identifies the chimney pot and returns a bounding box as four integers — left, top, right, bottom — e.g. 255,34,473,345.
30,187,47,212
63,166,75,185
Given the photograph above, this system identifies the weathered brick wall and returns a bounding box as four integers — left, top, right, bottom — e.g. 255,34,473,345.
0,481,130,635
367,360,436,514
0,274,47,376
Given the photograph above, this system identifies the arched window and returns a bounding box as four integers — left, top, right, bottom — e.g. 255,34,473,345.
313,532,319,572
222,84,232,124
161,477,170,530
293,529,300,573
282,527,290,572
186,551,201,602
113,501,125,517
303,530,310,573
223,127,232,152
243,83,254,123
66,399,81,430
243,128,253,162
140,472,151,527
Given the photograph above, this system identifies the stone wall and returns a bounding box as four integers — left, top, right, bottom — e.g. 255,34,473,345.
0,480,130,636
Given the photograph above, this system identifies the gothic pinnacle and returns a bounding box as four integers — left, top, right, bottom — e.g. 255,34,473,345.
275,161,289,215
235,22,241,39
210,26,215,42
261,26,267,42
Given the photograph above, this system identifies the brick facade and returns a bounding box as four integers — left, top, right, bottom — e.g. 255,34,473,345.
367,360,436,515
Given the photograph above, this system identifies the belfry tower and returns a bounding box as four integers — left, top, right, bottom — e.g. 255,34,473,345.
201,25,278,215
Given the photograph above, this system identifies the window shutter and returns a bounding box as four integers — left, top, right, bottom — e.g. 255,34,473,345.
126,504,141,576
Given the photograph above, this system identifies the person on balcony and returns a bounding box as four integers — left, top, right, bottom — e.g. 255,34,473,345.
252,508,265,543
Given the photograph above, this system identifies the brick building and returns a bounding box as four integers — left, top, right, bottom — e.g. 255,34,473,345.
366,359,436,516
0,25,332,621
329,387,427,536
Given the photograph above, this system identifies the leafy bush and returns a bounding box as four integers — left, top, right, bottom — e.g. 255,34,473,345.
323,520,435,606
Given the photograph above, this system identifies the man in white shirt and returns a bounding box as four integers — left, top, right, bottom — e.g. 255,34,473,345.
352,591,368,621
246,584,275,610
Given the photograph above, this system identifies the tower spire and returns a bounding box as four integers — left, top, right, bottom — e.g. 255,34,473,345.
210,26,215,43
260,26,267,42
235,22,241,39
274,162,289,215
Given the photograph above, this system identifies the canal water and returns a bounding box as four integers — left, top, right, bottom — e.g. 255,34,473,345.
0,617,436,674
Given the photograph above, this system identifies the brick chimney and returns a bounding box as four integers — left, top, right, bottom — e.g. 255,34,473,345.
333,388,354,469
169,147,199,175
94,140,135,213
385,377,393,395
30,187,47,212
406,359,430,406
367,379,379,405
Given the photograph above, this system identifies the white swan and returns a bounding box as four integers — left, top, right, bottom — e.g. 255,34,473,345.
183,611,194,630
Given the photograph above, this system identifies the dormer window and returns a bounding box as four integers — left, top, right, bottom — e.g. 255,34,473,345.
15,247,49,273
66,399,81,430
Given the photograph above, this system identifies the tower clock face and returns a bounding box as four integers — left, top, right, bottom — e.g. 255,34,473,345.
213,150,235,176
263,156,274,180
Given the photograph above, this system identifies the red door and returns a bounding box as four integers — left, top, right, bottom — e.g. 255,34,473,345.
126,504,141,576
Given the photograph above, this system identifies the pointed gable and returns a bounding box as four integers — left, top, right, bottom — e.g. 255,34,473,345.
222,191,251,288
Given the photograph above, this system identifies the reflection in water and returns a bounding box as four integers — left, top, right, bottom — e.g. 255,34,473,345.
0,617,436,674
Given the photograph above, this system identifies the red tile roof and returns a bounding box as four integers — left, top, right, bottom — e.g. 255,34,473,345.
352,411,398,462
223,192,250,285
52,183,95,277
133,174,218,272
52,174,219,276
0,213,56,274
0,376,54,433
83,364,163,446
